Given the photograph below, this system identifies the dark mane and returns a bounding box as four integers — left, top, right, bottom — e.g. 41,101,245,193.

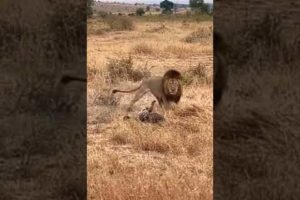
213,31,228,109
162,69,182,103
214,31,228,53
163,69,182,79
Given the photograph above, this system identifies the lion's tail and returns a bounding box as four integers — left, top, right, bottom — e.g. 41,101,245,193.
112,83,142,94
60,75,87,84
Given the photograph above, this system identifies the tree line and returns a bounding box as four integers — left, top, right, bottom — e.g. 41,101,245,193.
87,0,212,18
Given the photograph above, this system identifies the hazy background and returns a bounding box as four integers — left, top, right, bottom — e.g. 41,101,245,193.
96,0,213,4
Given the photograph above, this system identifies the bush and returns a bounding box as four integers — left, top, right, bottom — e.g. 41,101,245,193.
106,56,151,83
184,27,212,43
183,63,211,86
136,8,145,16
105,16,135,31
162,9,173,15
96,10,109,18
132,43,154,55
160,0,174,14
145,23,168,33
87,0,94,18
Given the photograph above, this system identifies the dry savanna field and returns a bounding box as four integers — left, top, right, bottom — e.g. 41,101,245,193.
88,13,213,200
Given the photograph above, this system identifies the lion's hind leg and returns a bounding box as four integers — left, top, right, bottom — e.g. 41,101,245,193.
126,88,150,113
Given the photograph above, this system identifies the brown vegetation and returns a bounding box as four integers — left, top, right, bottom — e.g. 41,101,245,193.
184,25,212,44
105,16,135,31
88,12,213,200
1,0,86,199
214,10,300,199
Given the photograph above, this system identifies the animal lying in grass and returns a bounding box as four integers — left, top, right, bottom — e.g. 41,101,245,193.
123,100,165,123
112,69,183,115
138,100,165,123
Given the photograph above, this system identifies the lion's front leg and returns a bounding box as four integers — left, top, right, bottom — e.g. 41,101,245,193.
162,97,171,110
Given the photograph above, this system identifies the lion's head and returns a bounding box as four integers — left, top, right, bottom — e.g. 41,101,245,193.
165,78,180,95
162,69,182,103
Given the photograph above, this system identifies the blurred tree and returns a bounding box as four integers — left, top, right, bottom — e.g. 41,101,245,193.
136,8,145,16
146,5,150,12
189,0,209,13
87,0,94,18
160,0,174,14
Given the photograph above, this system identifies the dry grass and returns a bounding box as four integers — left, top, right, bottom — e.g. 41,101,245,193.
183,63,212,86
88,14,213,200
184,25,212,44
145,23,170,33
88,16,135,35
87,19,106,35
131,43,154,55
105,16,135,31
1,0,86,199
106,56,151,83
164,44,203,59
214,13,300,199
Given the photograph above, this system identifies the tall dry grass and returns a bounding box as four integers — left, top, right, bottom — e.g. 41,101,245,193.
1,0,86,199
88,13,213,200
214,13,300,199
88,15,135,35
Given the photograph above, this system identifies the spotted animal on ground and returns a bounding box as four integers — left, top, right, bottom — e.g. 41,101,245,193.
138,100,165,123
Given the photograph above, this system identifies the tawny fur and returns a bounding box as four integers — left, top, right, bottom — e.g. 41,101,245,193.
112,69,183,112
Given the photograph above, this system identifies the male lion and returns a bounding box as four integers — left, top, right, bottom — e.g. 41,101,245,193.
112,69,182,113
214,31,228,109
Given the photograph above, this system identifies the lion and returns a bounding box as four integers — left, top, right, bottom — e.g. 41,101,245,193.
112,69,183,113
214,31,228,109
52,75,86,112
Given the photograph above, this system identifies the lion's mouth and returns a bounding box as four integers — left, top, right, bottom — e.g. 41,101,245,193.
169,90,177,95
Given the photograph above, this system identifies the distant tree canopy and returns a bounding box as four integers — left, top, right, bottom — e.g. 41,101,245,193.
189,0,209,13
146,6,150,12
87,0,94,18
136,8,145,16
160,0,174,14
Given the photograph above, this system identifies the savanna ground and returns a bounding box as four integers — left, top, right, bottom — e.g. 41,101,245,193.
87,13,213,200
